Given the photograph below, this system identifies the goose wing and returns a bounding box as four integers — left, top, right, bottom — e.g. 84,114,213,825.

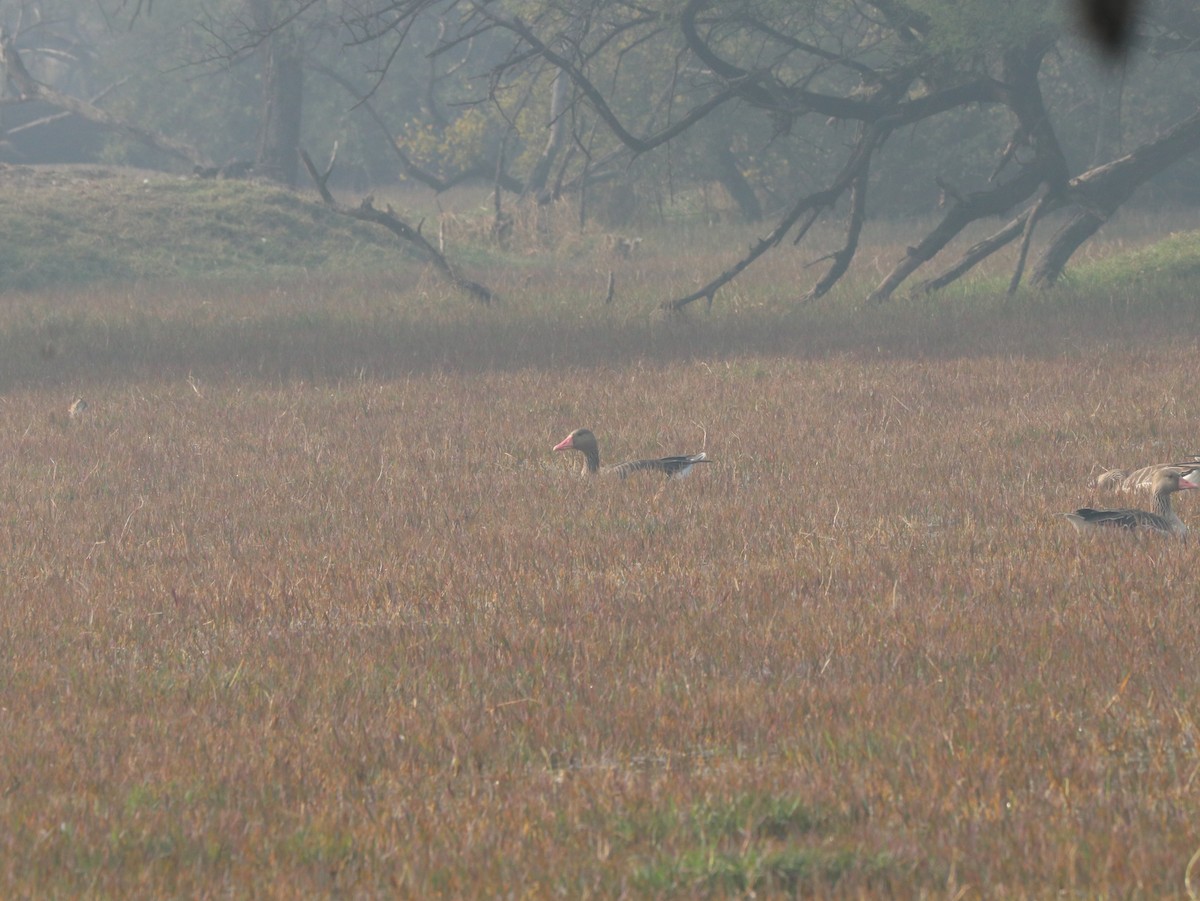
610,453,710,480
1065,506,1171,533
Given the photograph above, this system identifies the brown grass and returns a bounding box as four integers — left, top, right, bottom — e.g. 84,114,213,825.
2,222,1200,898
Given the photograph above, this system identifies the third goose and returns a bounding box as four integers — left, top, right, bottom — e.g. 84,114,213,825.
1093,456,1200,493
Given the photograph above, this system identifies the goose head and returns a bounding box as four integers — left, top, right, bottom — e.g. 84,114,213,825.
1152,467,1199,496
554,428,601,474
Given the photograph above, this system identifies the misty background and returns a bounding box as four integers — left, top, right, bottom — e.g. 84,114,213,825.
2,0,1198,302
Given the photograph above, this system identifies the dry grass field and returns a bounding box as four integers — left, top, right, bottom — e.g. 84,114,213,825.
3,194,1200,897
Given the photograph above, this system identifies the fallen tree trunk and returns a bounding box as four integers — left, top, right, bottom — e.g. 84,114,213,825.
300,147,494,305
0,30,212,170
1030,106,1200,286
662,125,883,311
917,105,1200,295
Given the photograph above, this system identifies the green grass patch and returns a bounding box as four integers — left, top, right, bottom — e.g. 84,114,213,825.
637,846,894,895
617,794,892,895
612,793,827,847
1070,228,1200,286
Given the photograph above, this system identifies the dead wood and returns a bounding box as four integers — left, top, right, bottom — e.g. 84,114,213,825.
0,30,212,170
1030,106,1200,286
662,126,882,311
915,216,1028,295
1006,182,1057,295
300,146,495,305
916,105,1200,295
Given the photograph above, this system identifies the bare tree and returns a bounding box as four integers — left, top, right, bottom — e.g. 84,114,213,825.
247,0,305,185
18,0,1196,310
0,27,213,169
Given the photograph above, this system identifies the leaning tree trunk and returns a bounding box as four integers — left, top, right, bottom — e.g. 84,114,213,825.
525,68,569,202
256,36,303,186
867,39,1067,303
0,29,212,170
1028,211,1108,287
711,135,762,222
866,169,1043,303
916,105,1200,293
1030,105,1200,286
915,216,1028,295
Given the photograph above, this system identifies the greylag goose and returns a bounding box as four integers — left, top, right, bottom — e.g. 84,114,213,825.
1065,467,1198,536
1093,456,1200,493
553,428,710,479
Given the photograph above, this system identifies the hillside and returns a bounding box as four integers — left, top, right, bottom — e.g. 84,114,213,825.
0,165,416,292
3,164,1200,305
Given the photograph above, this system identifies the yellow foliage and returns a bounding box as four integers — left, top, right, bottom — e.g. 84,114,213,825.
397,108,502,175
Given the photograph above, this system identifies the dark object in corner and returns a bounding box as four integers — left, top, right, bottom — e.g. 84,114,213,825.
1077,0,1139,56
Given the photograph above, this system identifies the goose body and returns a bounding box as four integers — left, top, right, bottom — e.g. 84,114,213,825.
1066,467,1198,536
553,428,710,480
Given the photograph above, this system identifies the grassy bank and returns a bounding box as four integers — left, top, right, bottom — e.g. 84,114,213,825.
0,166,412,291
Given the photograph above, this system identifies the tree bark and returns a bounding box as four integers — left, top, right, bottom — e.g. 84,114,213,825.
525,69,569,202
0,30,212,170
248,0,303,186
711,136,762,223
1031,106,1200,286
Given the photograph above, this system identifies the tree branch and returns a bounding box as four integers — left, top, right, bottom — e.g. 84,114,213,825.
469,3,741,155
915,216,1028,296
0,29,212,169
300,147,495,305
801,144,872,302
310,63,521,194
663,126,883,311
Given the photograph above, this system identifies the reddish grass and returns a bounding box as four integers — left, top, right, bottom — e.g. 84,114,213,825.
1,233,1199,898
